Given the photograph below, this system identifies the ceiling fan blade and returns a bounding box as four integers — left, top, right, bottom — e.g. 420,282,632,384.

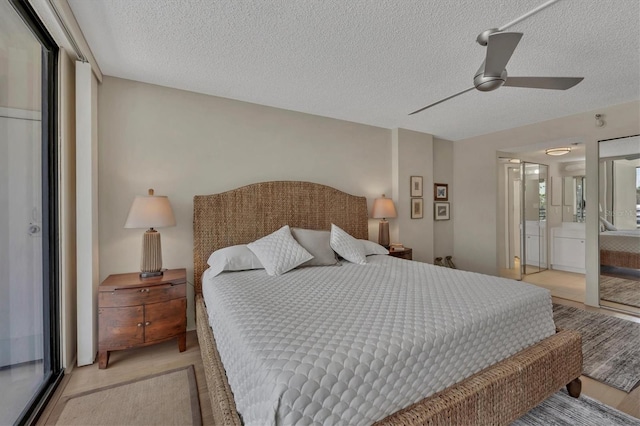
484,32,523,77
409,87,475,115
503,76,584,90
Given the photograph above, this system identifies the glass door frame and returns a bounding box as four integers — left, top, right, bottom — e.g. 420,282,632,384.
520,161,549,276
8,0,63,424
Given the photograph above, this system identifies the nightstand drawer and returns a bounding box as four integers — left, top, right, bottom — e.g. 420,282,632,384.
99,283,186,307
145,298,187,342
98,306,144,349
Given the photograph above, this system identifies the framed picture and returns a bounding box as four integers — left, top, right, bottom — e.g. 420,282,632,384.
410,176,423,197
411,198,424,219
434,183,448,201
434,202,450,221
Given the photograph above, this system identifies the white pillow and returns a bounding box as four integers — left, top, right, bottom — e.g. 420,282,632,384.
360,239,389,256
290,228,340,267
206,245,264,278
330,224,367,265
248,225,314,276
599,217,617,231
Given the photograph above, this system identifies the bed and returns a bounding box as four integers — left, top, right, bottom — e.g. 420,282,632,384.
194,181,582,425
600,229,640,270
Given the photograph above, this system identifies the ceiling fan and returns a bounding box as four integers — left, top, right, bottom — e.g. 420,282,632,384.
409,28,584,115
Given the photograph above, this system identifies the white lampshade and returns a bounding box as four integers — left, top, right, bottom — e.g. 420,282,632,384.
372,196,397,219
124,189,176,229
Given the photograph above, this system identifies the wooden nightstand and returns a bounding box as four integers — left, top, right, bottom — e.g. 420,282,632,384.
388,248,412,260
98,268,187,369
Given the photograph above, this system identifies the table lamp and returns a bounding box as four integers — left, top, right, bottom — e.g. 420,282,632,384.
372,194,397,248
124,189,176,277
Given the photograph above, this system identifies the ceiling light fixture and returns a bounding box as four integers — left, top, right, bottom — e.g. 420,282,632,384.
545,147,571,156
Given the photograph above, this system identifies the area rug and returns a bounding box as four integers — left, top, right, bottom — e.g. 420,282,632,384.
600,276,640,308
512,389,640,425
553,304,640,392
47,365,201,425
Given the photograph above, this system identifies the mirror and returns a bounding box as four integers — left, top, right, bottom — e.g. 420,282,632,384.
562,176,586,222
598,134,640,313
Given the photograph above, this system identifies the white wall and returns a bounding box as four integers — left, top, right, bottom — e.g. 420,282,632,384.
433,138,453,260
392,129,434,263
98,76,397,330
453,100,640,306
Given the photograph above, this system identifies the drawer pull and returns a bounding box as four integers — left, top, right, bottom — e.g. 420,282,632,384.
139,288,150,293
145,321,151,326
137,323,143,327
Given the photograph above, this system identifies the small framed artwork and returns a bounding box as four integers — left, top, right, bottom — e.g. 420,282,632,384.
434,202,450,221
410,176,423,197
411,198,424,219
434,183,448,201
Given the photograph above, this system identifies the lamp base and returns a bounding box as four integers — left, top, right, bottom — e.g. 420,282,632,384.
378,220,390,248
141,229,163,275
140,270,164,278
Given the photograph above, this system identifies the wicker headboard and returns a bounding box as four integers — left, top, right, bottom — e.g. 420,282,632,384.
193,181,369,293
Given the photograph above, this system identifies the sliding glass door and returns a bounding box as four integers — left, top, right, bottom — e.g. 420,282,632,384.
0,1,61,424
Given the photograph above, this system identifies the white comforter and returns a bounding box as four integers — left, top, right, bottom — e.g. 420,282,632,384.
202,255,555,425
600,229,640,254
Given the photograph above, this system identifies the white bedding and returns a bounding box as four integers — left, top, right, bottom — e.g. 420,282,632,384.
600,229,640,254
202,255,556,425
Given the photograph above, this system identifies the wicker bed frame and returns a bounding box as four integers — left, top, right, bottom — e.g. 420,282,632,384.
600,249,640,270
193,181,583,425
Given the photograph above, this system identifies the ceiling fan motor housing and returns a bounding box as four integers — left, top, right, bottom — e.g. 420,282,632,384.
474,67,507,92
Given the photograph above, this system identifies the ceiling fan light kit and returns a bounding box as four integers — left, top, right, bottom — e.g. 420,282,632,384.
409,0,583,115
545,147,571,156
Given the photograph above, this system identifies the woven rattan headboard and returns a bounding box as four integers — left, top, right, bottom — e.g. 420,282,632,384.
193,181,369,294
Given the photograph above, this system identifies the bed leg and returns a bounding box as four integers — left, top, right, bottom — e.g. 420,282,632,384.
566,377,582,398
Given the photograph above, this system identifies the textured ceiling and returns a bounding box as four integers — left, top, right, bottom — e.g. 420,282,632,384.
68,0,640,141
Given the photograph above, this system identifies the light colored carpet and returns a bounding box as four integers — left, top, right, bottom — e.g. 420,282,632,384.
513,389,640,425
48,365,201,426
600,275,640,308
553,304,640,392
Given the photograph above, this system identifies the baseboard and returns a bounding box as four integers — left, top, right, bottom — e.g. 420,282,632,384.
64,354,77,374
551,265,585,274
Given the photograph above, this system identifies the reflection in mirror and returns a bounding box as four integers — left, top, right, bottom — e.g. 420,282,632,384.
598,135,640,314
562,176,586,222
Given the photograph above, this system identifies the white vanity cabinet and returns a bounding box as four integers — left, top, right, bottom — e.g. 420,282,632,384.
524,221,547,268
551,225,586,274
